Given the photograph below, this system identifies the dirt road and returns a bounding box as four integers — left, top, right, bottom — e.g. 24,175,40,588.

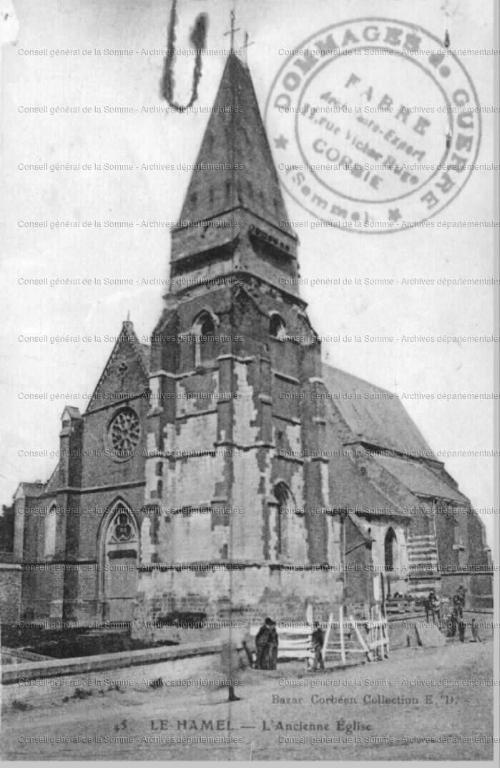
1,639,495,760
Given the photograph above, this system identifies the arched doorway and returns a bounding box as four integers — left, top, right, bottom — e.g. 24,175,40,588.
100,501,139,623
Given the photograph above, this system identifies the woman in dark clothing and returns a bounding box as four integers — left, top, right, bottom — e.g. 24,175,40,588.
255,618,272,669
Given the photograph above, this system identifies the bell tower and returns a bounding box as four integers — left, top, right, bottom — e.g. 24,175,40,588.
141,50,335,619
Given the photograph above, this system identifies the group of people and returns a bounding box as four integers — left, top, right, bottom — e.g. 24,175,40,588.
254,618,326,671
425,585,478,642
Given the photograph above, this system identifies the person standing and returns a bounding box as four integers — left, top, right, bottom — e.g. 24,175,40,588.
255,617,272,669
268,620,279,670
427,590,441,625
457,585,467,610
470,618,482,642
311,622,325,671
450,586,466,639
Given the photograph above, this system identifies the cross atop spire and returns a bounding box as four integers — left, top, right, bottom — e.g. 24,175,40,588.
223,8,240,52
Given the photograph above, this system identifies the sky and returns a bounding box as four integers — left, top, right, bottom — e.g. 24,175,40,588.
0,0,498,547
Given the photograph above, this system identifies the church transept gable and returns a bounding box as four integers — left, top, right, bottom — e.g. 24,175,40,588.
86,320,149,414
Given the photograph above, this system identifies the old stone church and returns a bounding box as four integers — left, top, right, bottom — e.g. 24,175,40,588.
12,52,491,626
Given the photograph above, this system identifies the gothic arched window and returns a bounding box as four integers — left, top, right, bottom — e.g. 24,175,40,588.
384,527,397,572
273,482,306,562
44,504,57,559
193,311,216,367
274,482,290,559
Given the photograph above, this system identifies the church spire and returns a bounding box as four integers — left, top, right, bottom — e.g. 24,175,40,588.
171,49,298,290
176,52,292,232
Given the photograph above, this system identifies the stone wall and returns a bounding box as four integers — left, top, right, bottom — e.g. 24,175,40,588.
135,564,344,630
0,563,22,624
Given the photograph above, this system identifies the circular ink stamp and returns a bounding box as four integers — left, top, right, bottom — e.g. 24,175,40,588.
265,18,481,233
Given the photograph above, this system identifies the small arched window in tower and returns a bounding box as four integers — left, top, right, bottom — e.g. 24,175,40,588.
259,189,265,208
384,527,397,572
273,482,306,562
274,483,290,560
209,187,214,205
44,504,57,559
157,480,163,499
247,180,254,199
193,311,216,367
190,192,197,208
155,462,163,477
225,180,231,200
269,313,287,341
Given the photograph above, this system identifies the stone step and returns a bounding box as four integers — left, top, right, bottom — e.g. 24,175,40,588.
407,579,441,592
406,533,440,598
408,549,437,559
409,562,438,567
407,573,441,582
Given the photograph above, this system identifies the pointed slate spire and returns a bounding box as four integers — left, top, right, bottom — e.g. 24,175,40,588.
170,51,300,296
176,52,292,235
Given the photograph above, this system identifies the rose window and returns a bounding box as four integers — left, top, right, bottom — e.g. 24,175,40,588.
108,408,140,458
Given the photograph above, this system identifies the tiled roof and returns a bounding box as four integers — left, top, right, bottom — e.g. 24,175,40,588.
327,446,409,517
44,463,60,494
321,395,409,517
322,364,437,460
371,454,466,504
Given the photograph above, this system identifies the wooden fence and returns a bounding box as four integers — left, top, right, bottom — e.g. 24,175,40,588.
249,605,389,667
